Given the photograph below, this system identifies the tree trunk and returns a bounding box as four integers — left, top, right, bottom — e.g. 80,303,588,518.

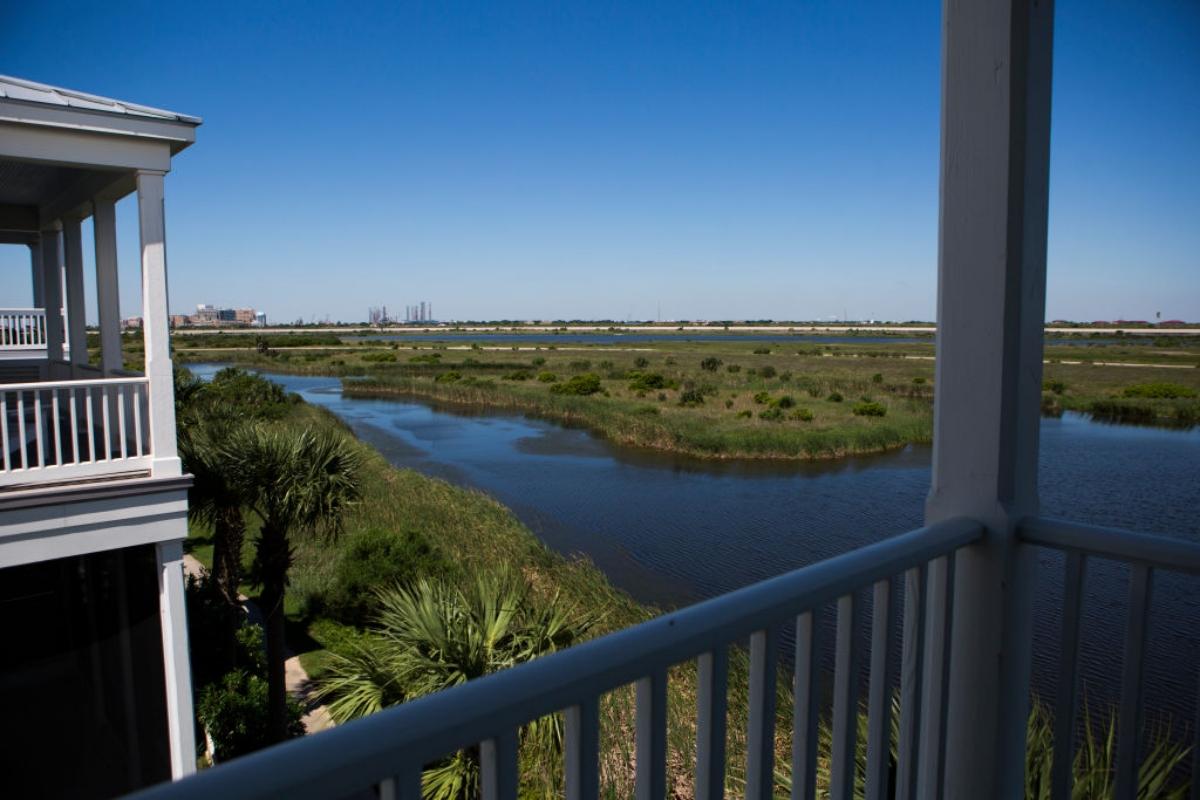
211,505,246,606
259,523,291,743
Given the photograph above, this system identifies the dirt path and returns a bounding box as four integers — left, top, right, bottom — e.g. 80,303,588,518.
182,554,332,735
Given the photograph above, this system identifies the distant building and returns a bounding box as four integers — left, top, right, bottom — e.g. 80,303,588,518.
234,308,256,324
121,316,143,329
255,311,267,327
169,314,190,328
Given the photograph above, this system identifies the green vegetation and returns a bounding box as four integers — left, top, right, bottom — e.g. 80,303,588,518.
171,333,1200,461
178,367,1191,795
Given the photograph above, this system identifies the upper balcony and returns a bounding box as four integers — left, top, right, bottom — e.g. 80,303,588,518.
0,74,200,495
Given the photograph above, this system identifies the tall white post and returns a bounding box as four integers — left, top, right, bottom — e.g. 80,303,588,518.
29,241,43,306
155,539,196,779
137,170,181,476
93,198,124,374
40,226,65,364
927,0,1054,797
62,216,89,366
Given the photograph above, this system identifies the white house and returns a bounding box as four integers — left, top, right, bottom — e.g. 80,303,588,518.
0,75,199,795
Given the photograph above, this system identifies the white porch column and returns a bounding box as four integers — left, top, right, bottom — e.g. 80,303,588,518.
93,198,124,374
29,241,43,306
62,216,89,366
927,0,1054,797
155,539,196,779
137,170,181,476
40,226,65,363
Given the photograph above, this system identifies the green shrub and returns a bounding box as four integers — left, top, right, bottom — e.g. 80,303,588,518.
789,408,815,421
598,360,614,370
550,373,603,395
724,399,734,409
537,371,558,383
912,376,926,385
628,373,675,391
434,371,462,383
1122,382,1195,399
532,357,546,366
828,392,844,403
772,395,796,409
759,365,778,379
503,370,532,381
752,347,771,355
759,407,785,421
753,391,771,405
872,373,884,383
852,401,887,417
726,364,741,373
634,357,649,368
700,357,723,372
736,409,752,419
678,389,705,406
1043,379,1066,395
362,351,397,363
320,528,452,626
409,353,442,364
198,670,304,762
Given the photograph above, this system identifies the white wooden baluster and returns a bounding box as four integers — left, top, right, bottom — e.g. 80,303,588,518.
101,385,112,461
378,769,422,800
33,390,44,467
17,392,27,469
133,385,144,457
480,729,519,800
830,593,863,800
747,629,778,799
1050,553,1086,800
866,578,897,800
917,555,951,799
636,669,668,800
117,384,128,459
51,388,62,466
68,387,79,464
695,649,728,800
792,610,822,800
85,386,96,462
1,392,9,471
1114,564,1153,800
565,697,600,800
896,566,926,800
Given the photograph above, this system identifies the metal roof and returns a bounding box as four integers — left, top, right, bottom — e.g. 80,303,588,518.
0,74,202,125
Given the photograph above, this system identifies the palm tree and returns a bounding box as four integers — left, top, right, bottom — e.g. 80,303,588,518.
315,571,599,799
179,418,248,610
225,426,362,742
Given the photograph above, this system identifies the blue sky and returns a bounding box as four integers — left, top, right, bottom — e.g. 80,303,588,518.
1,0,1197,323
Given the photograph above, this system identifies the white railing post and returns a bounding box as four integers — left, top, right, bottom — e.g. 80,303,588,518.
63,216,89,367
137,170,181,476
156,539,197,779
929,0,1055,797
29,240,43,308
94,197,124,374
40,226,65,363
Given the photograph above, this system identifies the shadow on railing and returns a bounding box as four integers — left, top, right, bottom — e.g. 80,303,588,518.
130,517,986,800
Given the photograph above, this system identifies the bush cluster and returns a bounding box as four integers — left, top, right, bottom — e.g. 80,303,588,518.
1122,382,1195,399
628,372,676,392
318,527,452,626
362,351,397,363
550,373,603,395
700,357,723,372
537,371,558,383
852,401,888,417
434,371,462,383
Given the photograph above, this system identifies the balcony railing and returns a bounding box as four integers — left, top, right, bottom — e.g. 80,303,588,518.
1018,516,1200,800
0,376,153,488
128,515,1200,800
0,307,47,350
131,517,985,800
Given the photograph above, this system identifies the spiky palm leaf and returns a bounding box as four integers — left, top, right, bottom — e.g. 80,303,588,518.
316,570,600,798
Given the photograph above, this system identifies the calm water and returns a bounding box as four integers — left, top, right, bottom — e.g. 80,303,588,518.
191,365,1200,720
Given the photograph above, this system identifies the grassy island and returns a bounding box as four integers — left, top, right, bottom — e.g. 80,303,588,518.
168,331,1200,461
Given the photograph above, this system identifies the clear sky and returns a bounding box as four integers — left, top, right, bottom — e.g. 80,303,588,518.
1,0,1197,323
